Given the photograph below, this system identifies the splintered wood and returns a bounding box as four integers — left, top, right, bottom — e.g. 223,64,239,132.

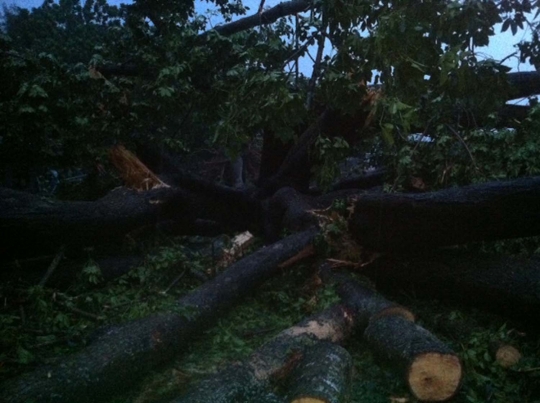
217,231,255,268
408,353,462,402
109,145,169,191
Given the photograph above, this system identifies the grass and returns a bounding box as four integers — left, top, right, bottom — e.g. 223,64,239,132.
1,234,540,403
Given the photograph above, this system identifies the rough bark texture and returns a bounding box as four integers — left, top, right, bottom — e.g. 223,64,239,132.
211,0,312,37
507,71,540,99
0,230,317,403
318,263,415,332
172,305,354,403
363,251,540,328
349,176,540,252
364,315,462,402
0,186,191,259
286,342,353,403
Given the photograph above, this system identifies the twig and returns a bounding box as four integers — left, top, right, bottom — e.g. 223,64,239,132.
445,124,478,170
278,245,315,268
61,304,104,321
39,245,65,287
161,270,187,294
54,293,104,321
513,366,540,373
19,305,26,326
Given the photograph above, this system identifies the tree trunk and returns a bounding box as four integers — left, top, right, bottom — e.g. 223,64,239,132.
364,315,463,402
286,342,353,403
348,176,540,252
0,186,192,259
0,229,317,403
318,263,415,332
172,305,354,402
363,251,540,329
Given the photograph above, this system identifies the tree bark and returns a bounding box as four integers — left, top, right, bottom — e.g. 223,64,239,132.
318,263,415,332
348,176,540,252
205,0,313,38
172,305,354,402
0,186,192,260
364,315,463,402
363,251,540,329
286,342,353,403
507,71,540,100
0,229,317,403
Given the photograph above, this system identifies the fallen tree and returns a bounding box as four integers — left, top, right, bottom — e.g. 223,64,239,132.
0,229,317,403
0,186,193,260
285,342,353,403
348,176,540,252
172,305,354,403
362,251,540,329
364,315,463,402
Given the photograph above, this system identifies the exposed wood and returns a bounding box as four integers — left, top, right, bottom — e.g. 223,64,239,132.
210,0,312,37
348,176,540,252
364,315,462,402
319,262,415,332
363,251,540,328
490,342,522,368
287,342,353,403
109,144,169,191
172,305,354,402
0,230,317,403
278,245,315,269
217,231,255,268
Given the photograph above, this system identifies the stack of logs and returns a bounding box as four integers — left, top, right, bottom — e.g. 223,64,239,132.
175,261,464,403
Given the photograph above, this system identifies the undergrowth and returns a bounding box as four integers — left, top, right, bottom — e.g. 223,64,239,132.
1,233,540,403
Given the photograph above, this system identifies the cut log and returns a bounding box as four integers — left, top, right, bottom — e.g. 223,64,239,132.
286,342,353,403
364,316,462,402
0,229,317,403
318,263,415,332
348,176,540,252
490,341,522,368
172,305,354,402
363,251,540,328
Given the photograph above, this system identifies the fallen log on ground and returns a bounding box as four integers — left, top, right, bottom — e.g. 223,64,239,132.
364,315,463,402
0,229,317,403
285,342,353,403
171,305,354,403
0,186,193,260
363,251,540,328
318,262,415,331
348,176,540,252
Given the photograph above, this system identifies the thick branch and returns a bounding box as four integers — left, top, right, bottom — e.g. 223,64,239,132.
348,176,540,252
0,229,318,403
363,251,540,329
211,0,312,37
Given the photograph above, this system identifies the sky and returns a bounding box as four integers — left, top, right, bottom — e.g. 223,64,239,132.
1,0,536,74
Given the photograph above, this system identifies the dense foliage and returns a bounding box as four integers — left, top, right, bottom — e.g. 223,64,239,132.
1,0,540,402
1,0,540,192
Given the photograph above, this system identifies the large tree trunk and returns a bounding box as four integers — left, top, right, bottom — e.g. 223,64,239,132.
285,342,353,403
348,176,540,252
172,305,354,402
364,315,463,402
363,251,540,329
0,229,317,403
318,263,415,331
0,171,263,260
0,186,192,260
